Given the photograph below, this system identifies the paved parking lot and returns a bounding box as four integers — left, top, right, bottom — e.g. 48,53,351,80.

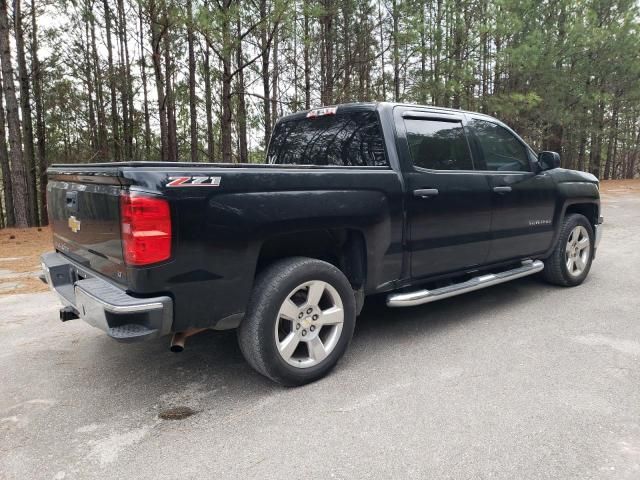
1,188,639,479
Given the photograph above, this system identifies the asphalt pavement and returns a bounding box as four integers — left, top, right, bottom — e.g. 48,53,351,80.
1,189,639,479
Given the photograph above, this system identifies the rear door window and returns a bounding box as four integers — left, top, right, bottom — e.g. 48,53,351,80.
267,111,387,167
404,119,474,171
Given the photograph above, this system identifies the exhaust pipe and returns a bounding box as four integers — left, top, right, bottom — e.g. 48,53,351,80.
60,306,80,322
170,328,208,352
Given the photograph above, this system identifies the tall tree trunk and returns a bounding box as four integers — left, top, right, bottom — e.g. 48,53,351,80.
221,63,232,163
260,0,271,148
90,2,108,160
0,0,28,227
341,3,350,102
203,43,214,161
378,0,385,100
419,3,427,104
391,0,399,102
139,2,151,159
589,94,605,177
492,32,501,96
115,4,128,158
450,0,463,109
116,0,133,159
235,9,248,163
14,0,36,225
124,1,135,158
432,0,443,104
604,101,619,180
626,127,639,179
0,71,14,227
84,17,98,151
31,0,46,224
292,3,299,108
325,3,334,105
103,0,120,161
303,0,310,109
0,187,4,227
577,129,587,172
320,0,334,105
149,1,169,160
270,24,279,130
480,0,488,113
547,125,564,154
164,18,177,161
187,0,198,162
220,0,232,163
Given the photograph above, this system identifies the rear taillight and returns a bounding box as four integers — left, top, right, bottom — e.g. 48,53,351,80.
120,192,172,266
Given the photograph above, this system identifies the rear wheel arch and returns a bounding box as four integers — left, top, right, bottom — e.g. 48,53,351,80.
254,228,368,291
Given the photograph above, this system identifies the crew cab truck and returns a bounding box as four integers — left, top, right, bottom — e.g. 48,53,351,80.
41,102,603,386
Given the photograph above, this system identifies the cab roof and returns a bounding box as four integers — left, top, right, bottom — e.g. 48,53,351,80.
277,101,497,123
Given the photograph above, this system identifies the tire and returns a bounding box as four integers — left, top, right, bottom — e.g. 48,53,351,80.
238,257,356,386
542,213,594,286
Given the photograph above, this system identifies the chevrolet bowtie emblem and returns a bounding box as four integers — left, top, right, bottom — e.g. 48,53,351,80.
68,215,81,233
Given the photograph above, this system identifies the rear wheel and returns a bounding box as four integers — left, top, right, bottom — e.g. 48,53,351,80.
238,257,356,386
543,214,594,286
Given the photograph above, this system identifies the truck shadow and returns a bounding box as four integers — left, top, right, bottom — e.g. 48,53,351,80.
84,275,554,408
355,276,544,339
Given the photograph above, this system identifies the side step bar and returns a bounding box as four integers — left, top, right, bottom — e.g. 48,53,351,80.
386,260,544,308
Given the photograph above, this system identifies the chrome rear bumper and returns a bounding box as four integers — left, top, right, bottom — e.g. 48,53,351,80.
41,251,173,342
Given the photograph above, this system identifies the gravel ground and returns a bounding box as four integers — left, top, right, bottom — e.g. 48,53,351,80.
1,188,639,480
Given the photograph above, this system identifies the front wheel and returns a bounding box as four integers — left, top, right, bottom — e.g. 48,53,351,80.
542,213,594,286
238,257,356,386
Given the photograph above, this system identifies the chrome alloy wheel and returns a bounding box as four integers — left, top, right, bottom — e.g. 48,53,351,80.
274,280,344,368
565,225,590,277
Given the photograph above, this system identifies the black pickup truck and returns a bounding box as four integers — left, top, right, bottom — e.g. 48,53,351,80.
41,102,602,386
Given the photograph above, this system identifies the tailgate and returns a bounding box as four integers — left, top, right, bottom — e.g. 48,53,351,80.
47,177,127,285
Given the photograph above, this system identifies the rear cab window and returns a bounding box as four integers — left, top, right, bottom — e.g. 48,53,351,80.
267,109,388,167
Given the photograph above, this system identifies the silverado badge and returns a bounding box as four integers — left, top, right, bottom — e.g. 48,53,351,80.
68,215,81,233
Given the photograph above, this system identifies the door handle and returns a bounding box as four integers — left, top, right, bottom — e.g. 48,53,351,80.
493,186,512,194
413,188,439,198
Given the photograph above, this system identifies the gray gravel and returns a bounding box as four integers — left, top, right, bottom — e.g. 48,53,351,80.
1,190,639,480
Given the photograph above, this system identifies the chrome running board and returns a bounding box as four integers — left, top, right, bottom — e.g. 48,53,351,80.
386,260,544,308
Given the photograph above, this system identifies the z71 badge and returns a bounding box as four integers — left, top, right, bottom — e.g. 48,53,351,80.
166,176,221,187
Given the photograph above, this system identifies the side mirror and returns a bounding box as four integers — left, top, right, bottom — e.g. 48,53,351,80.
538,151,561,171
